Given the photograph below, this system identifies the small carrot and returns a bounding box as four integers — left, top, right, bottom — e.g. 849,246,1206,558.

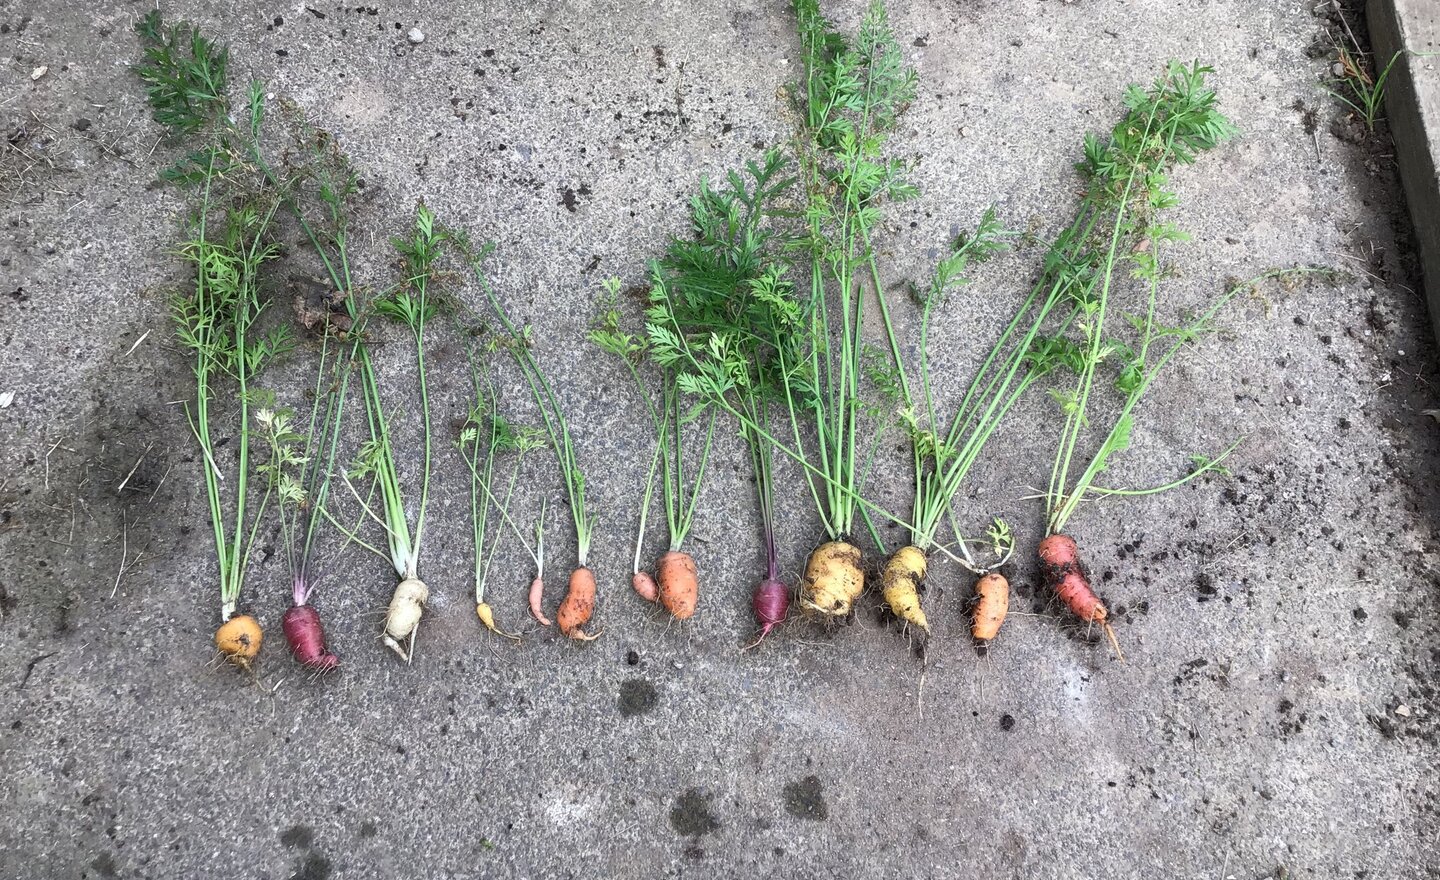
557,566,599,641
800,540,864,617
476,602,520,640
1038,534,1123,661
529,576,551,626
743,576,789,650
656,550,698,620
215,614,263,670
631,571,659,603
382,577,429,662
971,572,1009,643
281,605,339,672
879,544,928,632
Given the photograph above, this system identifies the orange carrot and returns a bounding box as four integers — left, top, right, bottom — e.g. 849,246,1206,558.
656,550,698,620
971,572,1009,642
557,566,599,641
215,614,263,670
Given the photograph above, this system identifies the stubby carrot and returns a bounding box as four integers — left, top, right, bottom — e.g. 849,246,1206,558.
282,605,339,672
656,551,698,620
557,566,599,641
215,614,263,670
631,571,659,603
800,540,864,617
971,572,1009,643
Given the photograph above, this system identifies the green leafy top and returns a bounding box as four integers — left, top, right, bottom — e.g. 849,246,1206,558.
640,148,811,410
1078,61,1236,214
134,10,230,135
793,0,918,236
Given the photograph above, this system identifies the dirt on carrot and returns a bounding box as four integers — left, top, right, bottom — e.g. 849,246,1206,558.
656,551,698,620
558,566,599,641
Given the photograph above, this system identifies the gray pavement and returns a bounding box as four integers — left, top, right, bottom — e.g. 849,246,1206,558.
1,2,1438,878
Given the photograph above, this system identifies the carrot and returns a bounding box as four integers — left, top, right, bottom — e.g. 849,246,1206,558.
557,566,599,641
879,545,928,632
281,605,338,672
382,577,429,662
529,576,552,626
743,577,789,649
1038,535,1123,661
476,602,520,640
971,572,1009,643
215,614,263,670
631,571,659,603
800,540,864,617
656,551,698,620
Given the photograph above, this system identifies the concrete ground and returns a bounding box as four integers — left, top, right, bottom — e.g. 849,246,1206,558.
1370,0,1440,348
2,1,1438,878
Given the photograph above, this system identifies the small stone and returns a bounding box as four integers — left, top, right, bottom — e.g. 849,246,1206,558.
1395,704,1412,718
1331,61,1346,77
31,66,47,80
407,27,425,44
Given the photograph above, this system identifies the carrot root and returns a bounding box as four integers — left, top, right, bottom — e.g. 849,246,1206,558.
215,614,263,670
656,550,699,620
282,604,339,672
742,576,789,650
880,545,929,633
971,572,1009,643
1038,534,1122,661
382,576,428,662
557,566,600,641
800,540,864,617
528,576,551,626
631,571,659,603
476,602,521,640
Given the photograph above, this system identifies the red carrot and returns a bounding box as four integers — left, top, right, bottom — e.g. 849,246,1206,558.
282,604,339,673
740,574,789,651
1038,534,1123,661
